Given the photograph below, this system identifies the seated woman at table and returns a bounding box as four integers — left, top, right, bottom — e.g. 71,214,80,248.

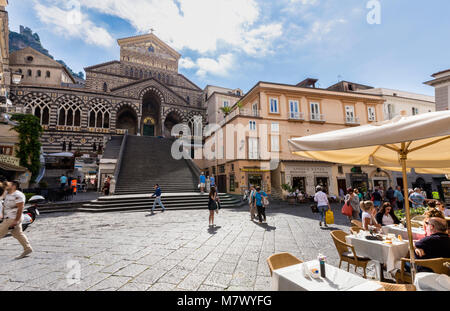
360,201,381,231
375,202,400,226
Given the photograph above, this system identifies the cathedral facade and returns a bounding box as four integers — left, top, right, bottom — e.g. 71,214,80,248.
9,33,205,154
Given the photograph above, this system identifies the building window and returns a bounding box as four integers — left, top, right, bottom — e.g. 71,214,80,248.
22,93,51,125
223,100,229,108
271,122,279,133
345,105,355,123
310,102,321,120
252,103,259,117
368,107,376,121
249,120,256,131
271,135,280,152
186,96,190,104
103,82,108,92
270,98,279,113
338,166,343,174
387,104,395,119
219,165,225,174
412,107,419,115
57,95,82,127
27,69,32,77
248,137,259,160
88,98,111,128
46,71,51,78
37,70,41,77
289,100,300,119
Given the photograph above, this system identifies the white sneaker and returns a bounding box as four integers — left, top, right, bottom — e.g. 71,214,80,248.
16,248,32,260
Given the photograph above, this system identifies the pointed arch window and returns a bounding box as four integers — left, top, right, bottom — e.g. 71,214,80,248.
57,95,83,127
88,98,111,128
22,93,52,126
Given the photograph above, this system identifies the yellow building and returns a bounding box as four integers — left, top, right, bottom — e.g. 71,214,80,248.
198,80,393,197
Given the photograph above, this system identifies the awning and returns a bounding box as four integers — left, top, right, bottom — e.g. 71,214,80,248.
0,162,27,172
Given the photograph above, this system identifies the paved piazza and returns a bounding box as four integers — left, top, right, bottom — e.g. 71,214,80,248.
0,203,378,291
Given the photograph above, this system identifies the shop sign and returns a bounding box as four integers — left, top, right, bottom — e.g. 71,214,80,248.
0,154,20,166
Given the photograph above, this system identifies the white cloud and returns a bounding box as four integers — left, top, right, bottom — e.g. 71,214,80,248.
303,18,347,42
195,54,235,78
179,57,196,69
33,2,114,47
47,0,283,57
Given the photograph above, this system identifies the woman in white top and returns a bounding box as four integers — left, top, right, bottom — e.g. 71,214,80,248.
375,202,400,226
360,201,381,231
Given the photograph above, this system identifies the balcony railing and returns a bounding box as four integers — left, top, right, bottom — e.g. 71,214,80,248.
218,108,261,127
345,116,360,124
289,111,305,120
239,108,260,117
310,113,326,122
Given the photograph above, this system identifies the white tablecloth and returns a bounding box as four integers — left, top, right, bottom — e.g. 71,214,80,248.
345,235,409,272
271,261,383,291
382,225,425,241
414,272,450,291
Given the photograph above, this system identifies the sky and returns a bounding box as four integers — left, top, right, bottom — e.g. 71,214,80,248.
6,0,450,95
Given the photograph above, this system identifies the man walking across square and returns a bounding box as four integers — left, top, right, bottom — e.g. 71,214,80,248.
151,184,165,214
0,181,33,259
199,172,206,194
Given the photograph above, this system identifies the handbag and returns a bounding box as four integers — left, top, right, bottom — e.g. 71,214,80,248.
325,210,334,225
310,204,319,214
263,196,269,207
341,201,353,217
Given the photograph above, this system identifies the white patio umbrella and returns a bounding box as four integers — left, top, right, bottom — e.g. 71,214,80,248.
288,110,450,282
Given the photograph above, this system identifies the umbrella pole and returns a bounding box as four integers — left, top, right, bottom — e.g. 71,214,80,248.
400,146,416,283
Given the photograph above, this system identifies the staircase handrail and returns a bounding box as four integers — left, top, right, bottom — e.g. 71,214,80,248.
184,157,201,181
113,130,128,182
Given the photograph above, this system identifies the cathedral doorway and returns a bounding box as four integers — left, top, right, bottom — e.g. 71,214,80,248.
141,91,161,136
143,117,156,136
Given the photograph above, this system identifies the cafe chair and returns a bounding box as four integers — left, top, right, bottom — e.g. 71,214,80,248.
330,230,371,279
267,253,303,276
377,282,416,291
395,257,450,284
351,220,363,229
350,226,362,235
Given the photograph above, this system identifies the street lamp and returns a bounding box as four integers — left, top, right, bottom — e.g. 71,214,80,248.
11,71,22,85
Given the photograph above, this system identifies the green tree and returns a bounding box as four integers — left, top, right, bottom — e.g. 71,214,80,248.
220,106,233,116
10,114,43,183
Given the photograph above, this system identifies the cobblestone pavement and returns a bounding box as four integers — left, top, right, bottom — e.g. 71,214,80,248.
0,203,382,291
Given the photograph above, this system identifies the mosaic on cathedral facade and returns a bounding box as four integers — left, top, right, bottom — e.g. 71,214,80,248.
9,33,206,154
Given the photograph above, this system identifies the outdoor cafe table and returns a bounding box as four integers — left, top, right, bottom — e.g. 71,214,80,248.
345,234,409,279
414,272,450,291
271,260,383,291
382,224,426,241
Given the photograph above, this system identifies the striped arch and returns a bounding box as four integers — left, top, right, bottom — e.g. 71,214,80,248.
116,101,140,116
139,86,165,103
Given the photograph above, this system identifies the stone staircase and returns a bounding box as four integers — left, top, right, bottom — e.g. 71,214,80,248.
114,136,198,194
83,135,242,212
80,192,241,213
103,136,123,159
